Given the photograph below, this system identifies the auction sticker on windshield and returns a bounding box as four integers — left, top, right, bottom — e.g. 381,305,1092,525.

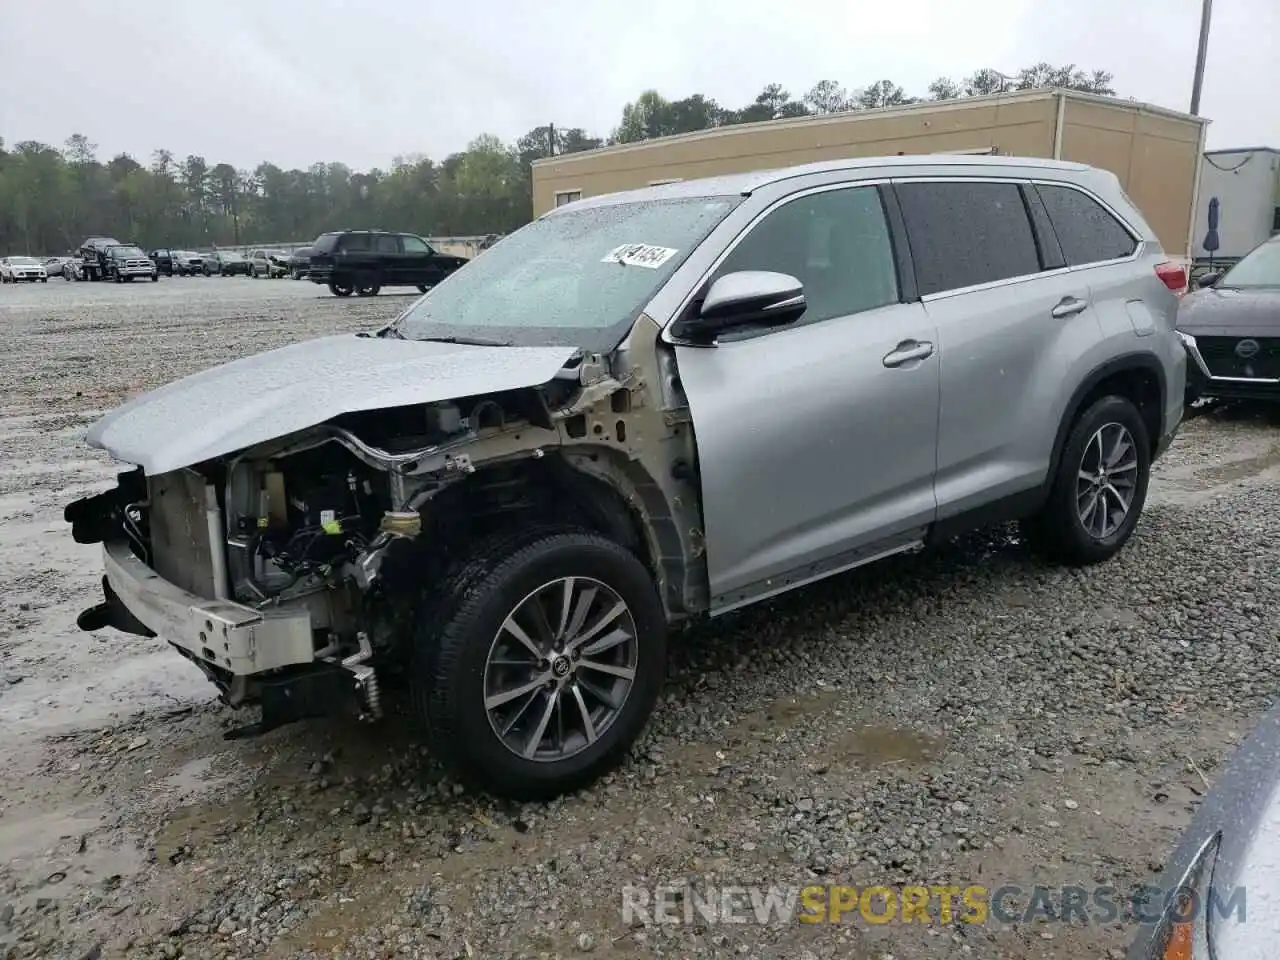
602,244,678,268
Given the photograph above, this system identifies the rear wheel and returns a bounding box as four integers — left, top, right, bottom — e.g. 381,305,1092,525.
413,528,666,800
356,283,381,297
1021,395,1151,565
328,281,353,297
416,284,429,294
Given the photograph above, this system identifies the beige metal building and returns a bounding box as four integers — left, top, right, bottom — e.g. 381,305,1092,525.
532,88,1209,259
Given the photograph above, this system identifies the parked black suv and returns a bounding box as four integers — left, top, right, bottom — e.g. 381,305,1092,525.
307,230,467,297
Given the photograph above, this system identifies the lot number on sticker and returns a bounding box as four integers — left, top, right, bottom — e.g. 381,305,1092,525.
602,244,678,268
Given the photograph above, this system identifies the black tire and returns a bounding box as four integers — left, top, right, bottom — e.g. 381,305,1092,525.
1021,395,1151,566
356,283,381,297
412,528,666,800
151,273,158,282
416,284,429,294
328,281,353,297
41,277,48,283
114,272,123,283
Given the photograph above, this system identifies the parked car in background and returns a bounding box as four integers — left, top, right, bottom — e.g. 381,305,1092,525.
287,246,314,280
1178,233,1280,404
308,229,468,297
67,156,1185,800
1125,698,1280,958
44,256,74,277
149,249,174,277
248,249,289,278
104,245,158,283
204,250,251,276
1,256,48,282
172,251,205,276
61,258,83,281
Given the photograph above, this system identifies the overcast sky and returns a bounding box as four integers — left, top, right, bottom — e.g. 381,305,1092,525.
1,0,1274,172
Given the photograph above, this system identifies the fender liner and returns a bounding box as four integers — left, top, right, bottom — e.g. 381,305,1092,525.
1046,351,1168,485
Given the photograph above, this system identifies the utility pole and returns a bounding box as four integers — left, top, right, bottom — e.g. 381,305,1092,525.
548,123,556,157
1190,0,1212,115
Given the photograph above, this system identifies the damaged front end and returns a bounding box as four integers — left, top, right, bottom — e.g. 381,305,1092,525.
66,341,699,738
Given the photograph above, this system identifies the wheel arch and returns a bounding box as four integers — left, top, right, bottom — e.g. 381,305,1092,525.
410,447,699,623
1048,352,1166,483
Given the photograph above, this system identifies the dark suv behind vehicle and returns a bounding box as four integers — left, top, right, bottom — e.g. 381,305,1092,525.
307,230,467,297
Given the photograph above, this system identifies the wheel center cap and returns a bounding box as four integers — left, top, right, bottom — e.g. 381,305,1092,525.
551,656,572,679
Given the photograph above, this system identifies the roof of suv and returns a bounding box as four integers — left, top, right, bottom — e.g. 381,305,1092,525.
546,154,1096,215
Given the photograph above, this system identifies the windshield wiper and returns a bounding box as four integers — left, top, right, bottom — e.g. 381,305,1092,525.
419,334,513,347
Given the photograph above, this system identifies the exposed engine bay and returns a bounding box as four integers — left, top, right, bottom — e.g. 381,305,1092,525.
65,342,704,739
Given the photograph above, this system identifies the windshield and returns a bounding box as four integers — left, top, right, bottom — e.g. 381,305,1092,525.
111,246,145,258
393,196,741,350
222,252,244,260
1220,240,1280,288
11,257,39,265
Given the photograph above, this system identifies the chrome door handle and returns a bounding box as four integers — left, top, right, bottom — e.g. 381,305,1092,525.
882,340,935,368
1051,296,1089,319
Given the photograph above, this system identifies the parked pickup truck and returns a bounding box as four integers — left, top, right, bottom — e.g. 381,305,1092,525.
65,156,1186,801
103,245,159,282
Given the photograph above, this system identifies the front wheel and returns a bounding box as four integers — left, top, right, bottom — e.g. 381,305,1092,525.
41,277,48,283
1021,395,1151,566
328,281,353,297
412,528,667,800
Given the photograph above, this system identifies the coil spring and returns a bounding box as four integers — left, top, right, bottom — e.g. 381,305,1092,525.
363,671,383,720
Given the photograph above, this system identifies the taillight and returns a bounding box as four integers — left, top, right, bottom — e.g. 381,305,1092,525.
1155,262,1188,295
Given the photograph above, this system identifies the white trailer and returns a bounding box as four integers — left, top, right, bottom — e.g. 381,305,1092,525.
1193,147,1280,264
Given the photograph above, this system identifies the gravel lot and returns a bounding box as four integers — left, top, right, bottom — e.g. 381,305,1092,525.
2,277,1279,960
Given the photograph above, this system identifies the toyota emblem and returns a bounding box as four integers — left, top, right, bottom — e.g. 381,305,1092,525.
1236,339,1261,359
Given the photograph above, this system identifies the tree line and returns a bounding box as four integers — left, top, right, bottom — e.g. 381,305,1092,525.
0,63,1114,256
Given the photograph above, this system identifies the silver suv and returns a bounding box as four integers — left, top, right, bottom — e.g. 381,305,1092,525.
66,155,1186,799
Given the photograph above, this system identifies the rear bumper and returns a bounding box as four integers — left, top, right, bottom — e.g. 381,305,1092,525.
93,539,317,677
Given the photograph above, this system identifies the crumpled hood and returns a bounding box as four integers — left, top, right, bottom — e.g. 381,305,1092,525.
86,333,578,474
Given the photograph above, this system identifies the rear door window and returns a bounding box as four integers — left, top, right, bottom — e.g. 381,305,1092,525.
373,234,400,254
895,181,1042,296
1034,184,1138,266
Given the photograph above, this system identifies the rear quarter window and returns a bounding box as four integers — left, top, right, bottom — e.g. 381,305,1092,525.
339,234,372,253
1034,184,1137,266
895,181,1042,296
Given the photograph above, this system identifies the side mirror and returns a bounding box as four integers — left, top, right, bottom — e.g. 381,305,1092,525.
1195,271,1222,289
671,271,806,342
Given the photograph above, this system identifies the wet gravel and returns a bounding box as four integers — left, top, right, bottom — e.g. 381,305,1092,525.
2,279,1279,960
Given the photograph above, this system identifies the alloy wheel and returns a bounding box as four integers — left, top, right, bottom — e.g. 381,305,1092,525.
1076,422,1139,539
483,576,639,763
